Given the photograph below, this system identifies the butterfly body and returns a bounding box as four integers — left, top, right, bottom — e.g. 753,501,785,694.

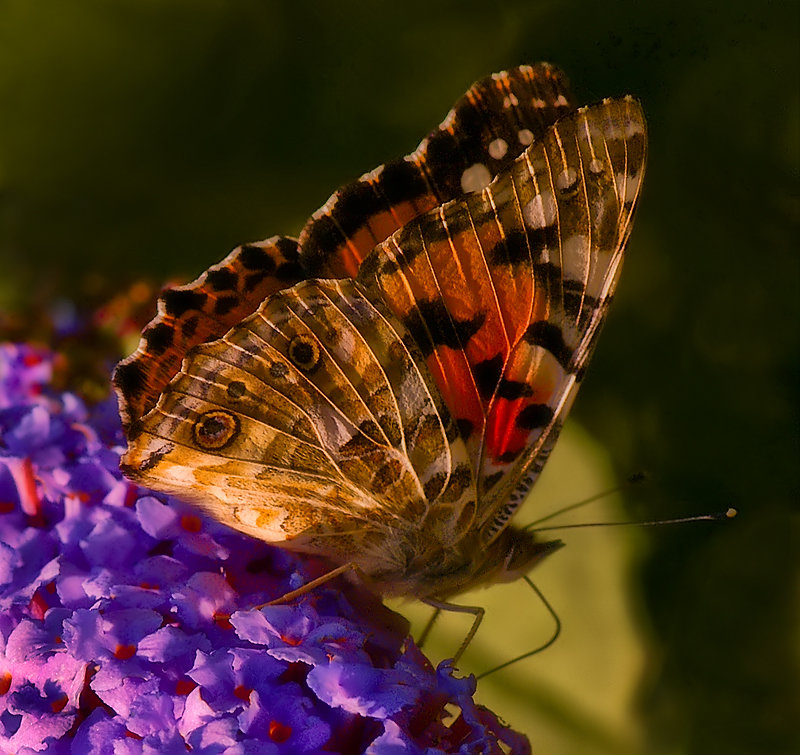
115,66,646,601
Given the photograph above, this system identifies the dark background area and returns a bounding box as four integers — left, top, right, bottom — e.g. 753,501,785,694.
1,1,797,753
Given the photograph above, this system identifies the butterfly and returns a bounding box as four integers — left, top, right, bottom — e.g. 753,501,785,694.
114,64,647,612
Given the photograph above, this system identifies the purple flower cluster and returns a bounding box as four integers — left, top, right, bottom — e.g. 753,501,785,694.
0,343,530,754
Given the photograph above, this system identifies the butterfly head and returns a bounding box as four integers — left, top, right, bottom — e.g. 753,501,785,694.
472,527,563,591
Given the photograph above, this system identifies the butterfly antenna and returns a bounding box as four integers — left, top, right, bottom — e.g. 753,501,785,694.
532,507,737,533
476,576,560,679
523,472,648,531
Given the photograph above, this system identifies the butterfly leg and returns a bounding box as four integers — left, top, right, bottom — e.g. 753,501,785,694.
417,606,442,649
420,597,485,664
254,562,364,609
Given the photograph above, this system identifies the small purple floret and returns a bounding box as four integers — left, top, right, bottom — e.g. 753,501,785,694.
0,343,530,754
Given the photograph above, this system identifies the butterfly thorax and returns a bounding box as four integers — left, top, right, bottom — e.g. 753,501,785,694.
374,526,563,600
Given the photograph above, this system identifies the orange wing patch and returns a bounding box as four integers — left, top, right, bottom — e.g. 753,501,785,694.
114,238,303,430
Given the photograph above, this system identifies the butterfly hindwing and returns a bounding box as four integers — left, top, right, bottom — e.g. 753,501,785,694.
299,63,573,278
114,237,304,431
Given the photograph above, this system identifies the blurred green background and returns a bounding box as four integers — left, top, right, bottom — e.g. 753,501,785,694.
1,1,797,752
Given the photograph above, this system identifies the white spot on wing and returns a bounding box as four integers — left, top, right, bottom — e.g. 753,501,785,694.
604,124,622,140
555,167,578,193
624,115,645,137
523,191,557,229
488,138,508,160
461,163,492,193
615,171,641,203
562,235,590,283
518,128,534,146
562,232,616,301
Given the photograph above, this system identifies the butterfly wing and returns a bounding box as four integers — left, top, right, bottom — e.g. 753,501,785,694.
120,277,477,585
357,97,647,543
299,63,573,278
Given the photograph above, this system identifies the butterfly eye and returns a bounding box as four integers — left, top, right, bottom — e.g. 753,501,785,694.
288,335,321,373
193,411,239,450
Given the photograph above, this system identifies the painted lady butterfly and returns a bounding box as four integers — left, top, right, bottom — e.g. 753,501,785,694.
114,64,646,605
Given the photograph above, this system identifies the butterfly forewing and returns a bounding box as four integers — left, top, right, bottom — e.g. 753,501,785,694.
478,97,646,539
358,97,647,542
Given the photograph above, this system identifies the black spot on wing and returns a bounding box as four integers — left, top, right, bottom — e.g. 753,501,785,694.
143,323,173,355
489,231,528,267
162,289,207,318
357,419,382,440
401,299,485,357
456,418,474,439
302,216,345,275
378,159,430,204
495,379,533,400
214,296,239,317
474,354,503,399
423,132,465,197
275,260,305,282
489,228,559,268
487,224,559,268
562,280,600,321
516,403,554,430
239,244,277,272
523,321,573,370
424,472,447,501
113,361,146,397
269,361,288,379
444,417,460,443
181,316,199,340
227,380,246,399
532,261,564,292
527,225,561,256
243,272,268,291
481,470,503,493
338,433,375,459
206,268,238,291
372,459,403,495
